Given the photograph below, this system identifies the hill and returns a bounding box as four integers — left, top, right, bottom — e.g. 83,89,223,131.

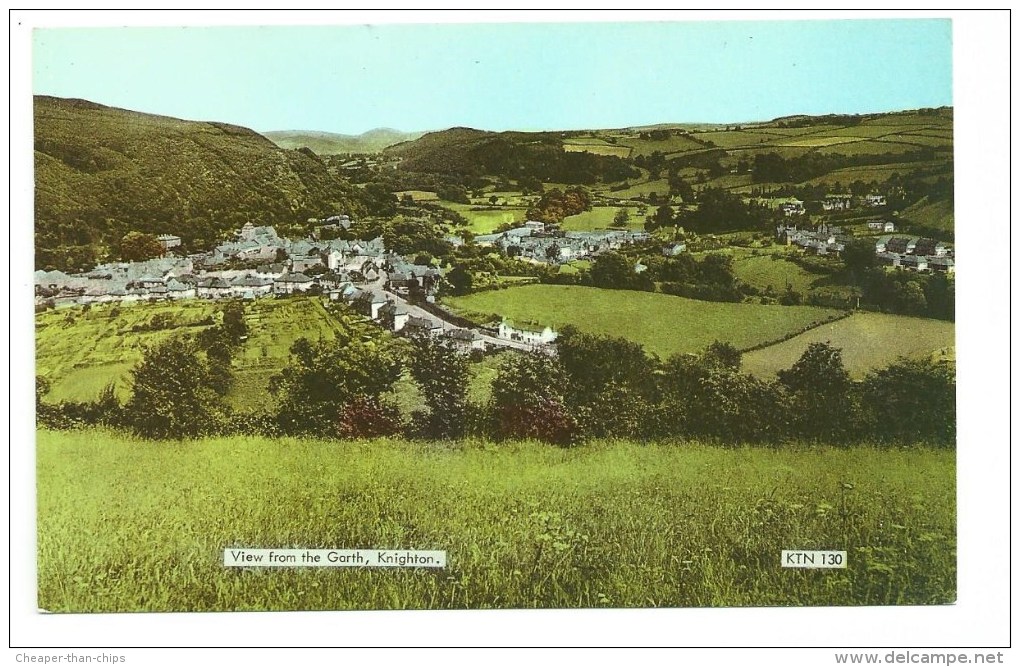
262,128,425,154
384,127,639,184
34,96,367,272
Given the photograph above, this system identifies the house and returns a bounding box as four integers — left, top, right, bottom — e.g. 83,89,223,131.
404,316,443,337
230,273,274,298
913,238,948,257
254,263,287,281
863,194,887,207
328,282,360,302
779,199,805,216
157,234,181,251
387,271,415,290
884,221,896,233
867,220,885,231
885,237,916,255
876,252,902,267
353,290,388,319
928,257,955,273
497,320,557,345
523,220,546,233
900,255,928,272
290,255,324,274
165,277,196,300
273,272,314,294
444,328,485,353
378,301,410,332
662,242,686,256
195,276,231,299
821,196,852,212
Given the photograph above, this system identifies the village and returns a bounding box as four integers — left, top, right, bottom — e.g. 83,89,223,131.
33,220,567,354
34,199,953,357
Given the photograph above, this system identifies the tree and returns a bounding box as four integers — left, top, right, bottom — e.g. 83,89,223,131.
122,336,228,439
843,238,877,281
408,334,471,438
445,266,474,295
590,252,633,289
861,358,955,446
556,327,658,438
119,231,163,262
613,208,630,227
777,342,857,441
653,204,675,228
268,335,403,436
490,352,577,445
221,301,248,343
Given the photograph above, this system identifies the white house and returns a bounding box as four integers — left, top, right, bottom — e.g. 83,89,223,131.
497,320,557,345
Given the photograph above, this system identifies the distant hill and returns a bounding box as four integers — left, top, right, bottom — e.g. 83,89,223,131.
34,96,366,272
263,128,425,154
384,127,639,184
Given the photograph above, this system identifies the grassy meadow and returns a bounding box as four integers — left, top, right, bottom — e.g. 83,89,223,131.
35,298,382,411
37,429,956,612
443,284,841,359
559,206,644,232
741,312,955,379
36,300,220,402
439,202,527,234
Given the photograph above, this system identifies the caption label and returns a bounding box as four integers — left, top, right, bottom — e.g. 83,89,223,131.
224,548,446,568
781,550,847,568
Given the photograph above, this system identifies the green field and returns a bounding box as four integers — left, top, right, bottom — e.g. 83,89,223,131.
817,140,930,156
37,429,956,612
443,284,841,359
36,300,220,402
559,206,644,231
440,202,527,234
36,298,381,411
602,178,670,200
730,252,825,295
562,142,632,158
899,197,955,236
742,312,955,379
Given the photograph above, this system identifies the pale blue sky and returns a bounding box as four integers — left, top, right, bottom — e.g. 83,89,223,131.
33,20,952,134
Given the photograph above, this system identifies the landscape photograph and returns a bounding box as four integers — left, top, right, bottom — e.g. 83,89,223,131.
30,18,957,614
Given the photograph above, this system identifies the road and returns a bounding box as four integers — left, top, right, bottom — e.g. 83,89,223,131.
371,276,554,354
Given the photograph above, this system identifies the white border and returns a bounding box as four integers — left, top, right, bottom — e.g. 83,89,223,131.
8,8,1013,654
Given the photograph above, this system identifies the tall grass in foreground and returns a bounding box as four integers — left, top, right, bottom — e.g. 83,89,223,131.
37,429,955,612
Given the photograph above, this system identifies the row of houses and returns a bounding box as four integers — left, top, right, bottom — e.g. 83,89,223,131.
874,235,954,273
35,221,399,308
475,225,652,264
776,224,848,256
875,236,950,257
875,253,955,273
781,194,888,216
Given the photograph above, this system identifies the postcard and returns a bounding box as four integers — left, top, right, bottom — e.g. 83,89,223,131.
30,17,958,618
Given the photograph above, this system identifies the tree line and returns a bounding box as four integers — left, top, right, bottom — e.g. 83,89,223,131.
37,315,955,448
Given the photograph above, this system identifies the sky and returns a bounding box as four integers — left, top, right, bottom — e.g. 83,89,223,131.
32,18,952,134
